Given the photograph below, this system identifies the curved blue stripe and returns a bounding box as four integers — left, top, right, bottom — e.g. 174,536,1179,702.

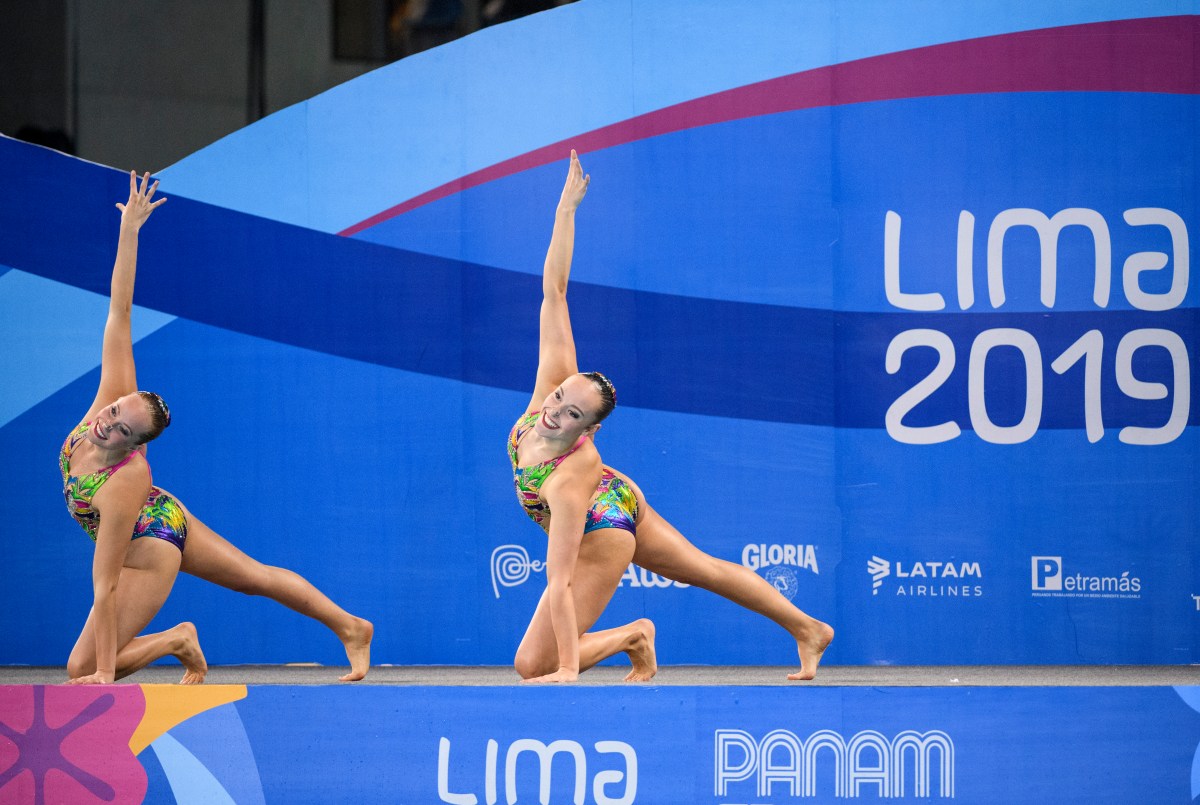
159,1,1195,231
358,92,1197,311
1,138,1195,431
0,268,175,427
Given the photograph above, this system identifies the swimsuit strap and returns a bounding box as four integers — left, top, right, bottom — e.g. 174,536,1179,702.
105,450,139,477
552,434,588,467
62,420,143,482
510,412,588,471
63,420,89,454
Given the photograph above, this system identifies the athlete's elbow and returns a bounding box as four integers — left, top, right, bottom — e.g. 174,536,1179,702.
545,575,573,596
542,279,568,300
92,579,119,602
107,304,133,321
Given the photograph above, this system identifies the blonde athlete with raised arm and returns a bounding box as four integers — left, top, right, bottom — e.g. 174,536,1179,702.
509,152,834,683
60,172,372,684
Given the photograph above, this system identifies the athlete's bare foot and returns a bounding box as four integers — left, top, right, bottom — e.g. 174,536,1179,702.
339,617,374,682
787,620,834,681
624,618,658,682
173,622,207,685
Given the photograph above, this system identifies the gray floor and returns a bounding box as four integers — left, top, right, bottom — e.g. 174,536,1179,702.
2,664,1197,686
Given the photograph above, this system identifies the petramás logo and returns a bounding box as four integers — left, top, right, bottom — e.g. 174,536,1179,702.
743,544,820,602
438,736,637,805
1031,556,1142,599
715,727,954,800
867,555,982,598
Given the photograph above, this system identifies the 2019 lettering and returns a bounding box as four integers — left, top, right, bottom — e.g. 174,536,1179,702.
884,208,1191,445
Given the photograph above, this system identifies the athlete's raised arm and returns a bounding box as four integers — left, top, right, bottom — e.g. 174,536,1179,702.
526,151,590,413
86,171,166,419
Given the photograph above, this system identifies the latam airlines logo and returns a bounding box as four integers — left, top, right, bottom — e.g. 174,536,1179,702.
715,728,954,800
1031,556,1142,599
744,544,820,602
867,556,982,598
438,736,637,805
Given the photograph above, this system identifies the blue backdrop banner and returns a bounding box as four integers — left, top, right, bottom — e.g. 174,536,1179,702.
0,1,1196,668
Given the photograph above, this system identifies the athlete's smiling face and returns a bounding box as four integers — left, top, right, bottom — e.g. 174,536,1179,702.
535,374,603,442
86,393,153,451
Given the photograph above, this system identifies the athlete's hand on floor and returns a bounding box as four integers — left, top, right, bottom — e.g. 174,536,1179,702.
67,671,115,685
523,668,580,684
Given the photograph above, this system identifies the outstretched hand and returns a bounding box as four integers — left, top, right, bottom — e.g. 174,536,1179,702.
557,149,590,212
116,170,167,230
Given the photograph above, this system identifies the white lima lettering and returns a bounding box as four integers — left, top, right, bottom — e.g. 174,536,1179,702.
885,207,1187,311
715,728,954,799
438,737,637,805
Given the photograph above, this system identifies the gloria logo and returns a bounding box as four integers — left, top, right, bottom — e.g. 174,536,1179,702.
743,544,820,602
715,728,954,800
490,544,544,599
867,555,982,598
1031,556,1142,599
438,736,637,805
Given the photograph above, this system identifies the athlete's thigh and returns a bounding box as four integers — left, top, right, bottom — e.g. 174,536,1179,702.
572,529,637,628
70,537,181,662
516,529,635,657
175,504,265,588
115,537,182,640
630,505,719,585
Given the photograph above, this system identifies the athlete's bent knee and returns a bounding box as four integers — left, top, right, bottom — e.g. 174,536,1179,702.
67,653,94,679
513,649,552,680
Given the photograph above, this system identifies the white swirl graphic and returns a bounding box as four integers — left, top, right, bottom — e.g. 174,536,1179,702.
490,544,545,599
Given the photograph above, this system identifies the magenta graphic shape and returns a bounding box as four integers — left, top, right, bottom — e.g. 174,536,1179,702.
0,685,148,805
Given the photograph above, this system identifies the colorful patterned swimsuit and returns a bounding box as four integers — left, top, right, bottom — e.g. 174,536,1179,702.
59,421,188,551
508,411,639,536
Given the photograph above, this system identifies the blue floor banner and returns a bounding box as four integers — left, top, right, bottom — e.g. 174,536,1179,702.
2,683,1198,803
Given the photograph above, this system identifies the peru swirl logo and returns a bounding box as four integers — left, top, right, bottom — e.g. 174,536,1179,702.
490,544,544,599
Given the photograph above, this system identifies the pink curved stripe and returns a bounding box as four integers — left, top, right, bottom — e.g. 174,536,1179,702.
340,15,1198,237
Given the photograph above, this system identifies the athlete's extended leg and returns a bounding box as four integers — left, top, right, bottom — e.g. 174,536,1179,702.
631,504,833,680
514,527,657,682
67,537,207,684
177,508,373,681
